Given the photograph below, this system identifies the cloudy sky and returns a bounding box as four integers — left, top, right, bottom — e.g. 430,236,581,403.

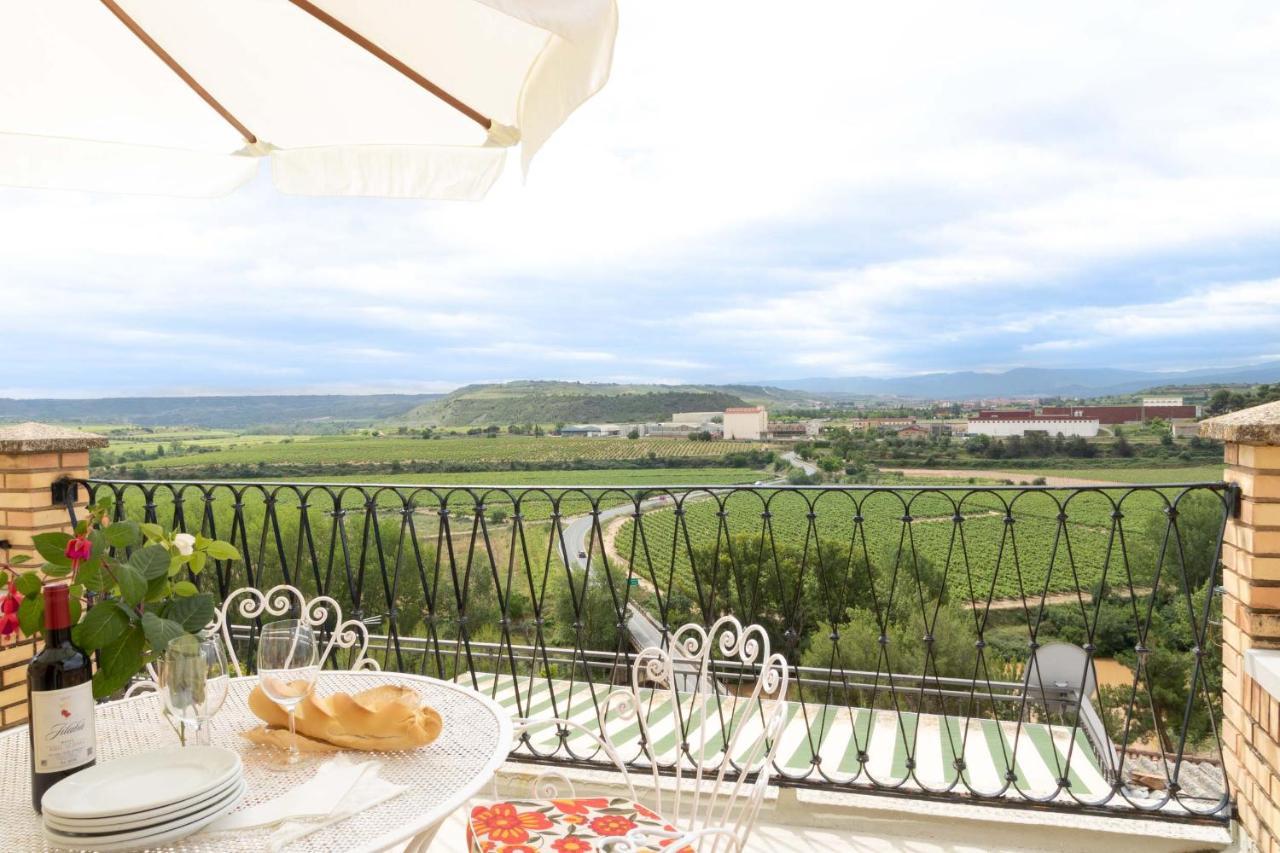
2,1,1279,397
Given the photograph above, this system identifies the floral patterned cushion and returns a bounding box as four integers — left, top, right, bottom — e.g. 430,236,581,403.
467,796,693,852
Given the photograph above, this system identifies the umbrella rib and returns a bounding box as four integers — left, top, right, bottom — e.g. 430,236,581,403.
284,0,494,131
99,0,258,144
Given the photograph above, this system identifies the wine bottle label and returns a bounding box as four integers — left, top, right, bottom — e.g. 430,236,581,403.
30,683,96,773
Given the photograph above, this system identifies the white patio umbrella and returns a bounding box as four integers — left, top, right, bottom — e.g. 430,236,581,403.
0,0,616,199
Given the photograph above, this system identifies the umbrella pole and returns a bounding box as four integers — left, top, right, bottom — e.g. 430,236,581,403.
98,0,258,144
284,0,494,132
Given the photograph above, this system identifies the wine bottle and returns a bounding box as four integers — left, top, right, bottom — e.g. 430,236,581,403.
27,583,96,813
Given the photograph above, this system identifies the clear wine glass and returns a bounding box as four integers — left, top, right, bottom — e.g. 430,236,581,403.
256,618,320,767
158,632,229,747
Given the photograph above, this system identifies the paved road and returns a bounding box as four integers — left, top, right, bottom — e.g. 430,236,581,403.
561,496,672,571
782,450,819,476
562,473,786,572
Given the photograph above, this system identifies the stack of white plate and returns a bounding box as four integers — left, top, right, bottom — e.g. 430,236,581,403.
41,745,245,851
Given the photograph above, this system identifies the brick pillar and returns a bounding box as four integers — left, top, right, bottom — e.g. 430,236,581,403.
0,422,107,729
1201,401,1280,851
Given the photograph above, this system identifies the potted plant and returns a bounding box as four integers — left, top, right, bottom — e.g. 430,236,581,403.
0,494,240,698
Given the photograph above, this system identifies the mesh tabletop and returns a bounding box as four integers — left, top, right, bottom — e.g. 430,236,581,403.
0,671,510,852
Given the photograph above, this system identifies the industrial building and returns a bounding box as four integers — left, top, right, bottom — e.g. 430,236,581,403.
558,424,623,437
966,417,1100,438
977,402,1199,425
766,420,822,440
669,411,721,425
723,406,768,440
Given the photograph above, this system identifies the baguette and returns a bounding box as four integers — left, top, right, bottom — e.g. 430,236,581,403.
245,682,443,752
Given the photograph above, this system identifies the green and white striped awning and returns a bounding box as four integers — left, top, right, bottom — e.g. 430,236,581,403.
460,672,1114,803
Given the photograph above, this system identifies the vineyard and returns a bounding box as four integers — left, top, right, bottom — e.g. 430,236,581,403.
135,435,771,472
613,485,1226,603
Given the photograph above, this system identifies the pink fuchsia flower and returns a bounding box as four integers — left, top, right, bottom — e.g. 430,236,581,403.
0,581,22,638
65,536,92,566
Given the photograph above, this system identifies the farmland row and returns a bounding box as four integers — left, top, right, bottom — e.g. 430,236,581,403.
613,486,1221,602
134,436,772,471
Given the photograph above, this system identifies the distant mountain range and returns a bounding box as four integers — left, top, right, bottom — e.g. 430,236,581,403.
3,362,1277,430
759,361,1280,400
0,394,443,429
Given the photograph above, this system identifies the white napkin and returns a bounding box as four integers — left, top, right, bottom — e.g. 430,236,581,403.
207,754,407,850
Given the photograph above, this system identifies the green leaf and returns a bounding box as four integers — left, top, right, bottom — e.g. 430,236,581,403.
17,595,43,637
67,597,81,627
86,528,109,567
14,571,42,598
128,545,171,581
115,562,147,607
165,593,215,633
32,532,72,567
144,575,170,603
72,602,130,651
75,560,107,594
41,563,73,579
189,551,207,576
104,521,141,549
205,540,240,561
92,625,144,699
173,581,199,597
74,519,90,537
9,554,30,565
139,523,164,542
141,612,186,653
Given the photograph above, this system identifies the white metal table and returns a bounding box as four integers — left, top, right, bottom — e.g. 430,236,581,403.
0,671,512,852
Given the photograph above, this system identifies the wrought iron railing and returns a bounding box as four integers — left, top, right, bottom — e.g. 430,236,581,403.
72,477,1234,822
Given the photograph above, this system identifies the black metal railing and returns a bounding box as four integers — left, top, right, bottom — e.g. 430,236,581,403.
73,477,1234,821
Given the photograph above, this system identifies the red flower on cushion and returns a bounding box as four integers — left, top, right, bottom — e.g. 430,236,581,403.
633,803,663,822
588,815,637,837
551,838,594,853
550,798,609,816
470,803,553,845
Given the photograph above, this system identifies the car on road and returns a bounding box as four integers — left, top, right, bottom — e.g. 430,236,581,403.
577,550,587,559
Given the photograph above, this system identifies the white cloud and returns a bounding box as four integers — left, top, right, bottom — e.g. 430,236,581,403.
1,1,1278,391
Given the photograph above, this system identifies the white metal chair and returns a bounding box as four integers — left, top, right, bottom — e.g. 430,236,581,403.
214,583,379,674
466,615,791,853
127,583,377,696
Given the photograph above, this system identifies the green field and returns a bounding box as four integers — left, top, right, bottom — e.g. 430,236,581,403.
1017,465,1224,484
130,435,769,472
614,484,1227,603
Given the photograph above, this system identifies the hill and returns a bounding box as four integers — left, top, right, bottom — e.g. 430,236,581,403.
394,381,754,426
761,361,1280,400
0,394,441,430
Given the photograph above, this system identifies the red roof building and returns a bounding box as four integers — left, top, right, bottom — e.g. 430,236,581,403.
1039,405,1198,424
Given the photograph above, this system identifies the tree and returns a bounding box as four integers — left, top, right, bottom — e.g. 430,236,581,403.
1111,430,1133,458
627,428,640,439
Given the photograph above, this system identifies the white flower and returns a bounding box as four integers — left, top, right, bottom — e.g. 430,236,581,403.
173,533,196,556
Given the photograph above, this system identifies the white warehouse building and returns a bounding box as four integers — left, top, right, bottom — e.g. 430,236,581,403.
966,417,1100,438
670,411,722,425
723,406,768,440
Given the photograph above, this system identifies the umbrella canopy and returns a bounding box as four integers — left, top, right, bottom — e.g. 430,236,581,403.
0,0,616,199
